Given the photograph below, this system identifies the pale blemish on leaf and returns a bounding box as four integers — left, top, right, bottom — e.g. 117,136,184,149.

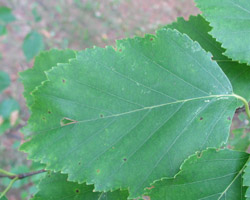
60,117,78,126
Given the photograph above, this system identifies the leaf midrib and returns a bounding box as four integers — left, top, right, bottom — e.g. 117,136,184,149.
73,94,235,124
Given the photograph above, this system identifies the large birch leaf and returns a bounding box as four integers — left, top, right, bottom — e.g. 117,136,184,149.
32,172,128,200
20,29,239,198
146,149,249,200
195,0,250,65
166,15,250,102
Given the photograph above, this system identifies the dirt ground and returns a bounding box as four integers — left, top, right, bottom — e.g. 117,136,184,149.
0,0,200,199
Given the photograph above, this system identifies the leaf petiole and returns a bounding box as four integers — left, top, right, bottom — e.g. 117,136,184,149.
233,94,250,119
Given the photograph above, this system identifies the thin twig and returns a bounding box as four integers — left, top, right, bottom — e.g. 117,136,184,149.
0,169,46,180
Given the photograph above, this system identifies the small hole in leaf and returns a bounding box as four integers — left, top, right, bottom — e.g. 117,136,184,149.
227,117,231,120
123,158,127,162
75,189,80,193
60,117,78,126
100,114,103,118
62,79,65,83
78,162,81,165
197,151,203,158
200,117,203,120
48,110,51,114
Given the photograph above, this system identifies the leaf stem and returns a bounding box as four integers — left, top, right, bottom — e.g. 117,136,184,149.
233,94,250,119
0,177,18,199
0,168,46,198
0,169,15,177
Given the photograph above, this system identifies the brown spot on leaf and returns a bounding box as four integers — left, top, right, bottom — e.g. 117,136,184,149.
97,169,100,173
62,79,65,83
200,117,203,121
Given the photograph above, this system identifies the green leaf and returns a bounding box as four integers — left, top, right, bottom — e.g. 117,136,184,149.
227,128,250,152
0,195,7,200
0,98,20,135
0,71,10,93
22,31,44,61
244,160,250,199
19,49,76,108
166,15,250,102
0,25,7,36
0,7,15,24
32,8,41,22
146,149,249,200
21,29,239,198
195,0,250,65
32,172,128,200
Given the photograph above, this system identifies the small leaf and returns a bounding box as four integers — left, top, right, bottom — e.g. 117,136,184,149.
166,15,250,103
32,8,41,22
32,172,128,200
0,6,15,24
244,160,250,199
21,29,239,198
0,25,7,36
146,149,249,200
0,98,20,135
196,0,250,65
0,71,10,93
22,31,44,61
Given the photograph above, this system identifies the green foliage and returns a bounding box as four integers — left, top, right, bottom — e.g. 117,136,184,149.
244,161,250,199
32,172,128,200
196,0,250,65
166,15,250,103
0,98,20,135
0,0,249,199
0,71,10,93
146,149,249,199
0,195,7,200
20,28,240,198
22,31,44,61
0,6,15,36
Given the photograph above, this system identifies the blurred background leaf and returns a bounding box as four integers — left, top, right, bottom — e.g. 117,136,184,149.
22,31,44,61
0,71,10,93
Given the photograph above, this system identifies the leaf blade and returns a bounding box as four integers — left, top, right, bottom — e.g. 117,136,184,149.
146,149,249,200
21,29,238,198
32,172,128,200
196,0,250,65
166,14,250,103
